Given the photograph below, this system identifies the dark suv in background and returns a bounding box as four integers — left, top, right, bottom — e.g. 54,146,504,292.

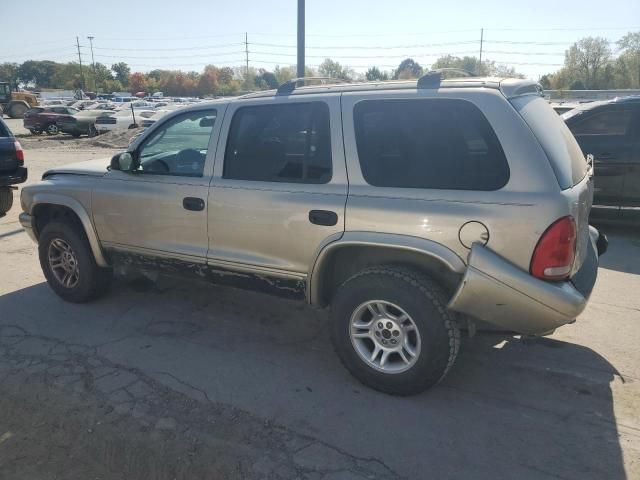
563,96,640,222
0,117,27,217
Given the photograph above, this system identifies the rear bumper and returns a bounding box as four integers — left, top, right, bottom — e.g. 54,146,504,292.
19,212,37,243
0,167,28,186
448,229,602,335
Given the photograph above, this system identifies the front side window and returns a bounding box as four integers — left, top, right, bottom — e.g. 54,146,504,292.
224,102,332,184
571,109,633,136
354,99,509,191
135,109,217,177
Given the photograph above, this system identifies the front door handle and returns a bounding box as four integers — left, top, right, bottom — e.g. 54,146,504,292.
183,197,205,211
309,210,338,226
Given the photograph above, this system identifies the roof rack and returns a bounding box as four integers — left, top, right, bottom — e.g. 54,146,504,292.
276,76,349,95
417,68,474,89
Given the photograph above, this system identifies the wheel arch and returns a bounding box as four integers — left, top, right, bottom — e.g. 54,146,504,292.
308,232,466,307
30,194,108,267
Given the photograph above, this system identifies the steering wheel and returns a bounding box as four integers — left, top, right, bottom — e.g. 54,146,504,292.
175,148,204,166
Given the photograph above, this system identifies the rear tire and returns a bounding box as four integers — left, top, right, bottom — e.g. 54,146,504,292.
0,187,13,215
46,124,59,135
38,220,112,303
87,125,98,137
29,128,42,135
8,102,28,119
330,266,460,396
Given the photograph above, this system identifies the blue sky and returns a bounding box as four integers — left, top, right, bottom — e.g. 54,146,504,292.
3,0,639,79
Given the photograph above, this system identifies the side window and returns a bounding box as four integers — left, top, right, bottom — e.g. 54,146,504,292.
571,110,632,136
52,107,66,114
354,99,509,191
136,109,217,177
224,102,332,184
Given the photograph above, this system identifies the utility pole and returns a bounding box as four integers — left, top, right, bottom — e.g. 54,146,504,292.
87,36,97,93
245,32,249,81
478,28,484,75
76,36,85,92
297,0,305,78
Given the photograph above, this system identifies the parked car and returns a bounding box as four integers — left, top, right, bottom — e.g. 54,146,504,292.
0,117,27,217
57,110,115,137
86,102,117,111
19,75,606,395
23,106,79,135
94,109,155,133
563,96,640,222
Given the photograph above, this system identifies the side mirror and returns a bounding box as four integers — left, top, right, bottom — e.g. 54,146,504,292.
110,152,135,172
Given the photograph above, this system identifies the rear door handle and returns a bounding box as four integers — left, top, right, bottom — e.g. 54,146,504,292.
183,197,205,211
309,210,338,226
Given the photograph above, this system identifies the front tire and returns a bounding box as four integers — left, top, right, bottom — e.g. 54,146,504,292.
46,124,59,135
330,266,460,396
38,220,112,303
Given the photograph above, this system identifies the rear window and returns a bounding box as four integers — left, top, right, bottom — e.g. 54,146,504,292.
511,95,588,189
353,99,509,191
570,109,633,136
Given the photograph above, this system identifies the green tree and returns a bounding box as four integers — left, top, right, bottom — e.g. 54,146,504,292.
256,69,279,89
111,62,131,86
564,37,611,89
0,63,19,84
616,32,640,88
17,60,59,87
318,58,353,81
365,66,389,81
394,58,423,79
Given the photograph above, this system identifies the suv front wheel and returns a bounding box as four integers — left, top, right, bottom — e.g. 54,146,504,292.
38,220,112,303
330,266,460,395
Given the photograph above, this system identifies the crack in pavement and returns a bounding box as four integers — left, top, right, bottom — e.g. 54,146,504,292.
0,324,403,479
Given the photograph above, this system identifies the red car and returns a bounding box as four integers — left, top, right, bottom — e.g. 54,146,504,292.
23,106,79,135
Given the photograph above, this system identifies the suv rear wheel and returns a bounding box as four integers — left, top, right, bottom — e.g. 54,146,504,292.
330,266,460,395
38,220,112,303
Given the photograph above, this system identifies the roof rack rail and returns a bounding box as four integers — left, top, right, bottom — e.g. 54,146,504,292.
276,76,349,95
417,68,474,89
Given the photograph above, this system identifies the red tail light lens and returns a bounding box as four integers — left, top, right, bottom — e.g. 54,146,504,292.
530,216,577,281
14,141,24,164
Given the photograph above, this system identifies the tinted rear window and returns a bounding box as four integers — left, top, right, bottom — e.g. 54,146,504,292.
512,95,588,189
353,99,509,191
570,109,633,136
224,102,332,184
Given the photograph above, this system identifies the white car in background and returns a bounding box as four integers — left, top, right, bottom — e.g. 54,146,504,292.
94,109,156,133
139,105,185,128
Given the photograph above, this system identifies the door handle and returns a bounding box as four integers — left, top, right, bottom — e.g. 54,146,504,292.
183,197,205,211
309,210,338,226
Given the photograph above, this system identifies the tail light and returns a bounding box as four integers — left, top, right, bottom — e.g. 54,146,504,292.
530,216,576,281
14,141,24,165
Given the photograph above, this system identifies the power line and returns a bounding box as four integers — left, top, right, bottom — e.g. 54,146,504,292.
93,51,246,60
91,42,244,52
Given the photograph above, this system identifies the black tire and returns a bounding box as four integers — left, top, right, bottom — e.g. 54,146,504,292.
9,102,28,119
38,220,112,303
0,187,13,215
46,124,59,135
71,132,81,138
330,266,460,396
29,128,43,135
87,125,98,138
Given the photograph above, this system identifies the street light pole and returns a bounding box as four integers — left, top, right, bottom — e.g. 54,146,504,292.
87,36,97,93
297,0,305,78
